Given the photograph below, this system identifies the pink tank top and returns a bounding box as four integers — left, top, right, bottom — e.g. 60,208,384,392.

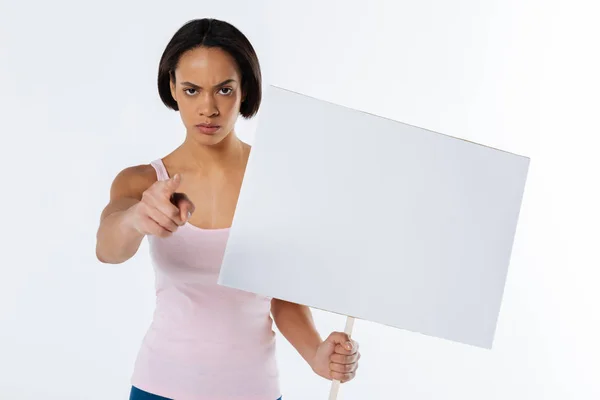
130,159,281,400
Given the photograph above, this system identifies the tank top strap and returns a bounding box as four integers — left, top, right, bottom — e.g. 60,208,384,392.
150,159,170,181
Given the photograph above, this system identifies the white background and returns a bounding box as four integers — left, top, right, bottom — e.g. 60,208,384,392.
0,0,598,399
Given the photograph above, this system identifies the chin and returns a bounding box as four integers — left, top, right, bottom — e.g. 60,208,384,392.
192,129,231,146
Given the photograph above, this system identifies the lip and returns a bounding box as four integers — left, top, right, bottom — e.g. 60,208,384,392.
195,123,221,135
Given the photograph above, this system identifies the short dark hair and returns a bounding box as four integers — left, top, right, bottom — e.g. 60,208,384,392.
157,18,262,118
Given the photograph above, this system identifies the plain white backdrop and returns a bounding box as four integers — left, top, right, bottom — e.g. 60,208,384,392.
0,0,597,399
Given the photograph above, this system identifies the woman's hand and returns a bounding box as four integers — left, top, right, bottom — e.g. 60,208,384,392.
127,173,195,238
310,332,360,383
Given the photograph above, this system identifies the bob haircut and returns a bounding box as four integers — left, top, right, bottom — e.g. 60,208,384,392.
157,18,262,119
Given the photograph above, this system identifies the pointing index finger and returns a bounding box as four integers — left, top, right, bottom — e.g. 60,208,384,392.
162,173,181,195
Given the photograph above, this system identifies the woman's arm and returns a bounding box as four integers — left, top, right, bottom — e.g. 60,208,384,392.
271,298,361,382
96,164,193,264
271,298,322,366
95,165,153,264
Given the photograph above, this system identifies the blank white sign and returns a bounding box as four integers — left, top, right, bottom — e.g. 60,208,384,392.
218,85,530,349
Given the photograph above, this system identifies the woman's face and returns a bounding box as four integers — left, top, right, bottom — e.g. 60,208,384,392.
170,46,244,146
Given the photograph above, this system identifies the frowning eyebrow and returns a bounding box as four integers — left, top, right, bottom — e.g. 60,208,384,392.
180,79,237,89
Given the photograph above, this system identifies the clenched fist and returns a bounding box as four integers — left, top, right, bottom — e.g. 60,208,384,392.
127,173,195,238
310,331,360,383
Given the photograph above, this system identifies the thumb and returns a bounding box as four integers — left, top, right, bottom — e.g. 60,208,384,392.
164,173,181,194
326,332,354,351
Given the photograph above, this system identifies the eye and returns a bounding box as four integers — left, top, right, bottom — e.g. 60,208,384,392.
219,87,233,95
184,88,198,96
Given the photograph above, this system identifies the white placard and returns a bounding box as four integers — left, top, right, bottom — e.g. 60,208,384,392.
218,85,529,349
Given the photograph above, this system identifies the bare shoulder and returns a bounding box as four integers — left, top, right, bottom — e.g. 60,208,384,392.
109,163,158,201
97,164,158,223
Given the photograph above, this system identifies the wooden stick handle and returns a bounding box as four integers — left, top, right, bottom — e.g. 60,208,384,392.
328,316,355,400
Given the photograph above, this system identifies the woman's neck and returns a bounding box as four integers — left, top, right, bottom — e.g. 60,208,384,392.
179,131,248,173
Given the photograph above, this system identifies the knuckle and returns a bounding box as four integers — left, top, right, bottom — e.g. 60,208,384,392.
158,228,171,238
141,190,154,202
136,200,149,214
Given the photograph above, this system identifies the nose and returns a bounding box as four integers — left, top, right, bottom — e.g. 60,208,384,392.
197,91,219,117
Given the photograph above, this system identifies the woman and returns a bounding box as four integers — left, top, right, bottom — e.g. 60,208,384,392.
95,18,360,400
